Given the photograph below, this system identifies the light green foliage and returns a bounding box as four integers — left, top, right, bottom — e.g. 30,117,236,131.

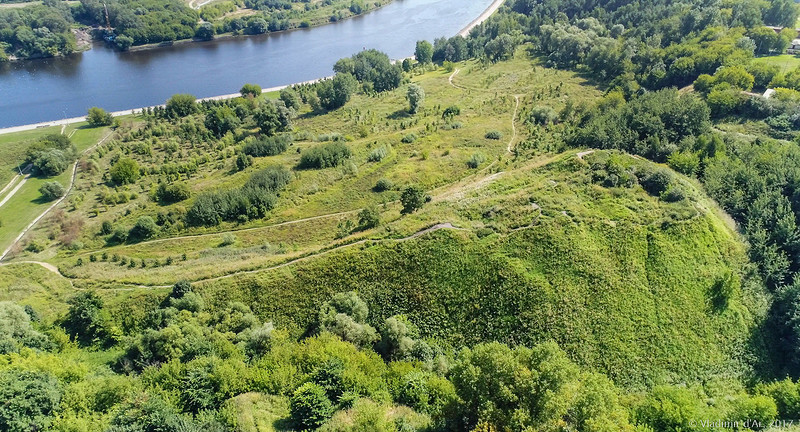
109,157,140,185
407,84,425,114
38,180,65,201
0,302,50,353
415,40,433,64
240,83,262,98
87,107,114,127
318,292,378,348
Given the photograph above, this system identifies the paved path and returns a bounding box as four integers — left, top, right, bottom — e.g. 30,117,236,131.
0,131,114,261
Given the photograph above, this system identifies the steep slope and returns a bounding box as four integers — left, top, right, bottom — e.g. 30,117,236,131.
192,151,764,388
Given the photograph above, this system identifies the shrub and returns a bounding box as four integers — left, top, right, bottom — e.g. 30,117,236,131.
243,135,292,157
401,133,418,143
298,142,352,169
171,280,193,298
110,227,128,243
401,185,426,214
667,151,700,176
129,216,159,241
0,370,62,432
235,153,253,171
530,105,558,125
220,233,236,246
442,105,460,119
155,183,191,203
39,181,65,201
110,158,140,185
485,130,502,140
660,186,686,202
467,153,486,169
730,395,777,428
368,146,389,162
358,206,380,230
87,107,114,127
240,83,262,98
165,94,197,118
290,383,334,430
373,178,393,192
62,292,107,346
407,84,425,114
640,169,672,196
100,220,114,235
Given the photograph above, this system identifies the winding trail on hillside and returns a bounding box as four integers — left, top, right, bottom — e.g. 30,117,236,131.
0,131,114,261
1,223,465,289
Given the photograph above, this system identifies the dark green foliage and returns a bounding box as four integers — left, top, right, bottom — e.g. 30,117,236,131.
186,165,291,226
110,157,140,185
172,280,193,299
442,105,460,119
298,142,352,169
373,178,393,192
165,94,198,118
467,152,486,169
280,88,301,111
155,182,191,204
485,130,502,140
0,370,62,432
87,107,114,127
254,101,292,135
240,83,262,98
129,216,159,241
400,185,426,214
317,73,358,110
290,382,334,429
195,22,215,40
333,49,402,93
74,0,198,46
357,206,380,230
0,2,75,59
415,40,433,64
204,106,240,137
38,181,64,201
62,291,108,346
571,89,710,162
242,134,292,157
235,153,253,171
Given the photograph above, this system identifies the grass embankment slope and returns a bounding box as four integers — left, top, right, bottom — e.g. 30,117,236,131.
0,53,764,388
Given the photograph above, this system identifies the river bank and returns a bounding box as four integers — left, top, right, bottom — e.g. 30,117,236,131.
0,0,499,130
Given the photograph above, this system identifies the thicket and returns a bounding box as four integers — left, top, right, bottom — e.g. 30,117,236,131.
298,142,352,169
186,165,291,226
25,134,77,177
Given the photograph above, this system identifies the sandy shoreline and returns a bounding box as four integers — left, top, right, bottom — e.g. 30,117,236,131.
0,0,504,135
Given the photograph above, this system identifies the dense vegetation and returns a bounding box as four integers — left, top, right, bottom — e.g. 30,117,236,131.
10,0,800,428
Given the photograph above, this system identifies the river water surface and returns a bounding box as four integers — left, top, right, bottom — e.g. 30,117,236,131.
0,0,492,128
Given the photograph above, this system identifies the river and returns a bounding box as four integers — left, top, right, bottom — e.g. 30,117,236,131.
0,0,493,128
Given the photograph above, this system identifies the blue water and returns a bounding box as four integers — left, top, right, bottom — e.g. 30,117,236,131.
0,0,491,127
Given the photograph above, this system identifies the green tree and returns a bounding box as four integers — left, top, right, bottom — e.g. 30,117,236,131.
290,383,334,430
0,370,62,432
254,101,292,135
34,149,69,177
110,157,140,185
87,107,114,127
714,65,755,91
400,185,426,214
357,206,380,230
115,34,134,51
38,181,65,201
317,291,378,348
195,22,214,40
279,88,301,111
240,83,262,98
165,94,197,118
129,216,158,240
62,291,108,346
318,73,358,110
204,105,240,137
415,40,433,64
407,84,425,114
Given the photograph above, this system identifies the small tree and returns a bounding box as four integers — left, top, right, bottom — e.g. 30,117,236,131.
129,216,158,241
87,107,114,127
165,94,197,118
407,84,425,114
415,40,433,64
39,181,65,201
279,88,301,110
115,34,134,51
240,83,262,98
62,291,107,346
357,206,380,230
400,185,426,214
110,158,140,185
290,383,334,430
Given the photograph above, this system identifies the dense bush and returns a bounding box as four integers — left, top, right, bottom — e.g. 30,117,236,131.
298,142,352,169
186,165,291,226
0,370,62,432
87,107,114,127
400,185,426,214
155,182,191,204
110,158,140,185
38,181,65,201
62,291,108,346
242,134,292,157
290,383,334,429
129,216,159,241
26,134,77,177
